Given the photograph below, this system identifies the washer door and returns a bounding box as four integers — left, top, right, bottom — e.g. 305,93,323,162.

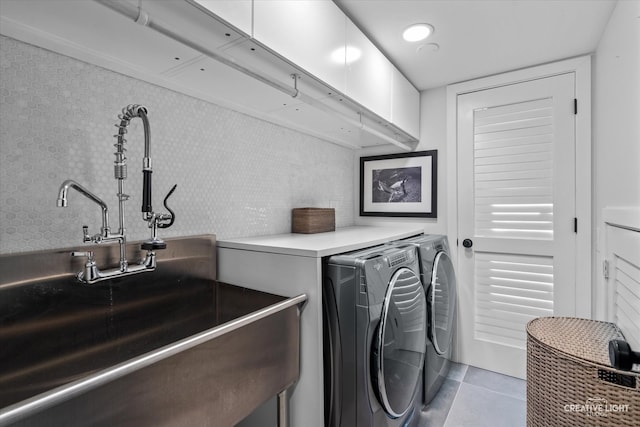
372,267,427,419
429,251,457,355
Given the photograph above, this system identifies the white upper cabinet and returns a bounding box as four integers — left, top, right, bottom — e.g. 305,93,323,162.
253,0,347,94
391,68,420,139
344,19,393,122
0,0,419,147
252,0,416,135
190,0,253,36
189,0,418,141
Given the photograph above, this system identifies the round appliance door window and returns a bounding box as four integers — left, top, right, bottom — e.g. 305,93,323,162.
430,251,457,355
373,267,427,419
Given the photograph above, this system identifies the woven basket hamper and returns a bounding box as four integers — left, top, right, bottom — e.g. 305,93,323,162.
527,317,640,427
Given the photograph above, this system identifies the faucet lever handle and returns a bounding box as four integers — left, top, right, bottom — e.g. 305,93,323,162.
158,184,177,229
82,225,90,242
71,251,95,262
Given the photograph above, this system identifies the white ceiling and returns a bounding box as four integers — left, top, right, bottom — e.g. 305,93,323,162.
334,0,617,91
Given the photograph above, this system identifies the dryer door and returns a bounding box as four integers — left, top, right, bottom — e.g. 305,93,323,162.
373,267,427,419
430,251,457,355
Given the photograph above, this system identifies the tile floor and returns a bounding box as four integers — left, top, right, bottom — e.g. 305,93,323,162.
418,363,527,427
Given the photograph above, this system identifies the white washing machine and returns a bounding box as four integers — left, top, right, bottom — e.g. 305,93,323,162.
391,235,457,405
323,244,427,427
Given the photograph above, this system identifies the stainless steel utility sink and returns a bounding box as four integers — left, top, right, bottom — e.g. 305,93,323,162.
0,236,305,427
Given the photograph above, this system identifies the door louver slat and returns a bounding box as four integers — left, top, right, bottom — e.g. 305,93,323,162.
474,133,551,150
474,98,552,119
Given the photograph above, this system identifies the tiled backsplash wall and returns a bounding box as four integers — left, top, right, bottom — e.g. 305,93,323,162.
0,36,355,254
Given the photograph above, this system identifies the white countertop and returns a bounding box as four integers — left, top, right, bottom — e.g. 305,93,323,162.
217,225,424,258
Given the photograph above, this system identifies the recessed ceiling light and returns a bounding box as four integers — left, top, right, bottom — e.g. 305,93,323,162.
403,23,434,42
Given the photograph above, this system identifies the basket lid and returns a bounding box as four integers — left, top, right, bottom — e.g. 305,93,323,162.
527,317,625,366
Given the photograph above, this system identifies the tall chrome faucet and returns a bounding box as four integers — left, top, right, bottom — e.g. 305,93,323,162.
56,104,176,284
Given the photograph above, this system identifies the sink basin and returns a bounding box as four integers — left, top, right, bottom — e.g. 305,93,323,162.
0,236,305,426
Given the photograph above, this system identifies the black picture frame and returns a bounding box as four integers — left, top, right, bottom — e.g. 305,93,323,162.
359,150,437,218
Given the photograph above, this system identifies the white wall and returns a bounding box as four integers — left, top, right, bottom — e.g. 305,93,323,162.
594,0,640,217
0,36,355,254
592,0,640,316
355,86,448,235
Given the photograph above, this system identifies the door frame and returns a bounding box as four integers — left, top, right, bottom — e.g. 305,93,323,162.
445,57,592,358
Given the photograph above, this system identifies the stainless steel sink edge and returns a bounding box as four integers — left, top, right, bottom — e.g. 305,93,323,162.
0,293,307,426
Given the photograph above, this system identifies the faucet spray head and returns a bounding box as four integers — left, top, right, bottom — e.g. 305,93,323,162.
56,198,68,208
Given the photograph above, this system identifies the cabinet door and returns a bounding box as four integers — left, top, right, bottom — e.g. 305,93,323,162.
253,0,346,93
190,0,252,36
345,19,392,121
391,68,420,139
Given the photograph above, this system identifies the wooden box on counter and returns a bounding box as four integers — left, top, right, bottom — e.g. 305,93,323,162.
292,208,335,234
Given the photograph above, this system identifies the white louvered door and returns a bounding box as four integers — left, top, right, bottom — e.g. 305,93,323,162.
457,73,576,378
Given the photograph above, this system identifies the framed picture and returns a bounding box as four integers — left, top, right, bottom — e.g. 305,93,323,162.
360,150,437,218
